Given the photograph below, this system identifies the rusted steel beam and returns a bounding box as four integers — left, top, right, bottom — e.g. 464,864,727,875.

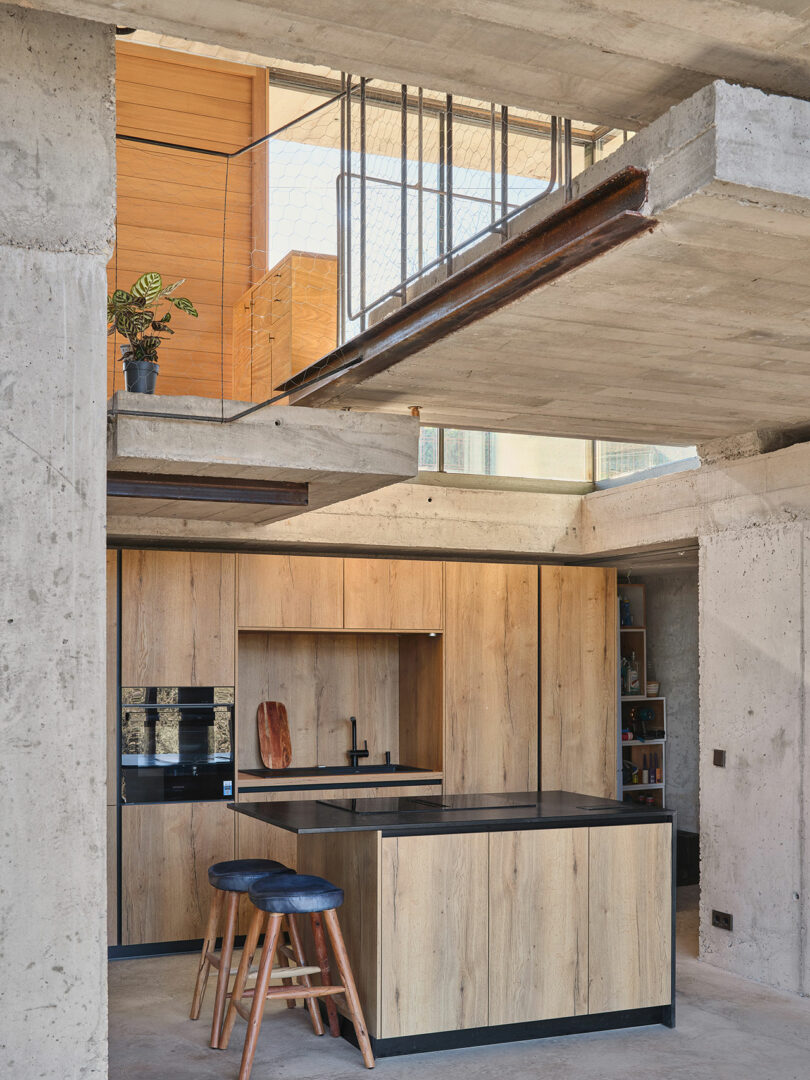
281,167,655,408
107,472,308,506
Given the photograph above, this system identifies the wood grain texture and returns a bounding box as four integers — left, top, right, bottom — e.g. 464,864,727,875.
121,801,235,945
344,558,443,630
489,828,588,1023
108,42,263,400
237,554,343,629
444,562,538,794
121,550,235,687
398,634,444,770
107,806,118,946
231,252,337,404
107,551,119,805
256,701,292,769
540,566,619,799
297,830,382,1035
237,631,399,771
588,823,672,1013
379,832,489,1037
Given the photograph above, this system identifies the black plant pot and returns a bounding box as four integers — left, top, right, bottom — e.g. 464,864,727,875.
121,348,159,394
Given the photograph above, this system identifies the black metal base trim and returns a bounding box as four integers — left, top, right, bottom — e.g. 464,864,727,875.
108,934,247,960
335,1005,672,1057
239,778,442,794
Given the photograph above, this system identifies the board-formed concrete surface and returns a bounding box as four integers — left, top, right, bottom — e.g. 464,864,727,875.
107,890,810,1080
291,82,810,446
107,393,420,525
21,0,810,129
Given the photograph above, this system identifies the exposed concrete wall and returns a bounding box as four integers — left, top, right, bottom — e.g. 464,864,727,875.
637,570,700,834
699,525,808,996
0,5,114,1077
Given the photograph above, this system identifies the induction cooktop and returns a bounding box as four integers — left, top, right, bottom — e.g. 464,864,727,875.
316,793,538,815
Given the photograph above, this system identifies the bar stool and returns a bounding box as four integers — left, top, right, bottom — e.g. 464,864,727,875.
220,873,375,1078
190,858,294,1048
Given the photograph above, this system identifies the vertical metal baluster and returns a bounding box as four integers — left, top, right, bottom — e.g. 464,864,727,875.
446,93,453,274
437,111,445,261
490,103,496,225
564,117,573,202
345,75,353,337
417,88,424,275
501,105,509,232
401,84,408,304
359,76,367,331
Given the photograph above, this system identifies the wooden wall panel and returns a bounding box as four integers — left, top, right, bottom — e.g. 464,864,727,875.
107,551,119,805
297,830,382,1034
237,631,399,771
121,550,235,687
489,828,588,1024
379,832,489,1037
398,635,444,770
588,824,672,1013
108,42,266,400
344,558,443,630
121,801,234,945
444,562,538,794
540,566,619,799
237,554,343,629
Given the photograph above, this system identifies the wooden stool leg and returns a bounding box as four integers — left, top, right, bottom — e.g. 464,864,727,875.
209,890,240,1049
311,911,340,1037
322,908,375,1069
190,886,224,1020
238,914,283,1080
286,914,325,1036
280,918,296,1009
219,906,265,1051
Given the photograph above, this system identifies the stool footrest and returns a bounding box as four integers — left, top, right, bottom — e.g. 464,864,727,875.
242,984,345,1002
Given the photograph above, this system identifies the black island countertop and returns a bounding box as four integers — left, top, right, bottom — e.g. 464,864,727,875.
230,789,674,836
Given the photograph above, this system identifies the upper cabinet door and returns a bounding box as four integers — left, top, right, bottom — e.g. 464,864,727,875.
237,554,343,629
540,566,618,799
343,558,443,630
121,550,235,687
444,562,538,794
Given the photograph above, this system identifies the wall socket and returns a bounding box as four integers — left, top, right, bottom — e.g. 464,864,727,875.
712,909,733,931
713,749,727,767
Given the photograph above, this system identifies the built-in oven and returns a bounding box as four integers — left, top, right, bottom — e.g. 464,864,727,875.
120,686,235,803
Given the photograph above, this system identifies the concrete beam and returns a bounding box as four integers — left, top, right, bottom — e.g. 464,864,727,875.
20,1,810,129
107,393,420,524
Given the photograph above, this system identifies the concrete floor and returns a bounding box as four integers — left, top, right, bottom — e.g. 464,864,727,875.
109,888,810,1080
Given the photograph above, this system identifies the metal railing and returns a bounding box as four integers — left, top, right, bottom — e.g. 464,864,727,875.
336,76,577,338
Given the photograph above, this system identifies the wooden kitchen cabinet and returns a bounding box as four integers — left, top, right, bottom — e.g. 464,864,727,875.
379,831,489,1037
121,550,235,687
588,823,672,1013
488,828,588,1023
237,553,343,628
120,802,234,945
444,562,538,794
343,558,443,630
540,566,619,799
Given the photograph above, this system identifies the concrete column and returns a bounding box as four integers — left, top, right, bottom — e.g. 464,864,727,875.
0,6,114,1077
699,523,809,995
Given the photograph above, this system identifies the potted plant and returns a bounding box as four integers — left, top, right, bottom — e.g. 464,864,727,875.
107,273,198,393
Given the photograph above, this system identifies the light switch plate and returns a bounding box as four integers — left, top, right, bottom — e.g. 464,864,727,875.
713,749,726,767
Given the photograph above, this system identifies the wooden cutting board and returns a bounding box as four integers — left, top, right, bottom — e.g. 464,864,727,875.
257,701,292,770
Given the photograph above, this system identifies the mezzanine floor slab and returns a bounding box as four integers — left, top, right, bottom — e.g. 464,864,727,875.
109,888,810,1080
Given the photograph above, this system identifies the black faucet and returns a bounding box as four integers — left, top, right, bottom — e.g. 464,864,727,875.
347,716,369,769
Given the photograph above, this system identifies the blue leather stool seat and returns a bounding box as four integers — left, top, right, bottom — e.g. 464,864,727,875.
208,858,291,893
249,873,344,914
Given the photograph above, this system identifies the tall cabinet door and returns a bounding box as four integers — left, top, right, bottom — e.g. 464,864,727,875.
121,550,235,686
540,566,618,799
444,562,538,794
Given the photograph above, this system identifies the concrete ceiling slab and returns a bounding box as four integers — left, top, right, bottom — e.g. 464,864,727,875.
289,82,810,446
107,393,419,524
26,0,810,127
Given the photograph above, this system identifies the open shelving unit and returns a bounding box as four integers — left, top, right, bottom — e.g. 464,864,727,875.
619,583,667,809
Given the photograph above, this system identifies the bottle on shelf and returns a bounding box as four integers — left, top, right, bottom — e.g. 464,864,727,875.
642,754,649,784
627,651,640,695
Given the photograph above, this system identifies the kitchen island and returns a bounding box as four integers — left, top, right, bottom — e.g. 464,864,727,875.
231,791,675,1056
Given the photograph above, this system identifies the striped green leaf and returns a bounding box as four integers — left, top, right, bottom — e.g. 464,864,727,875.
130,273,162,303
